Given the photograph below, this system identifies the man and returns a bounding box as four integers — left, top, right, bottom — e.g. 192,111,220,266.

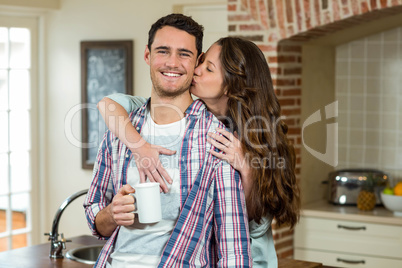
84,14,251,267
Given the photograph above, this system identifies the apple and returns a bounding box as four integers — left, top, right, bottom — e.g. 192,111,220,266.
383,187,394,195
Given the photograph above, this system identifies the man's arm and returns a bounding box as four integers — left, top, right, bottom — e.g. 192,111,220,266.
94,185,136,236
214,163,252,267
83,131,135,237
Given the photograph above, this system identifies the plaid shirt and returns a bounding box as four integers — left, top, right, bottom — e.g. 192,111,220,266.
84,99,252,267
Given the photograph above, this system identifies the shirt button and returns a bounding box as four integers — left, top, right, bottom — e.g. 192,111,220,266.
136,127,140,131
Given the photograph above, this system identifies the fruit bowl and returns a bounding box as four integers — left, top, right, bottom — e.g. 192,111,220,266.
381,192,402,216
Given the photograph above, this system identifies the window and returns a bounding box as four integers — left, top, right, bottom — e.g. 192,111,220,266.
0,16,38,251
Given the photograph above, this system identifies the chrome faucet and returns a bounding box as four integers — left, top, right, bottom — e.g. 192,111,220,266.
44,189,88,259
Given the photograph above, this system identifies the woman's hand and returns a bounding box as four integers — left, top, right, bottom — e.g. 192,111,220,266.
130,141,176,193
207,128,245,171
207,128,253,199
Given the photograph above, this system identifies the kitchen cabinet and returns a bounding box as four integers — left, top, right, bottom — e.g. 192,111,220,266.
294,200,402,268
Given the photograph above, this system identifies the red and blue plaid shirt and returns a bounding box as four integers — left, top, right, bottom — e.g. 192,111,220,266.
84,99,252,267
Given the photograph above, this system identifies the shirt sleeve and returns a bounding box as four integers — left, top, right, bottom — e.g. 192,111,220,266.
83,130,115,239
106,93,146,114
213,162,253,267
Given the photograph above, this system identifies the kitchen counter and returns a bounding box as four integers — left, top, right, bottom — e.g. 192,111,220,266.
301,199,402,226
0,235,105,268
0,235,326,267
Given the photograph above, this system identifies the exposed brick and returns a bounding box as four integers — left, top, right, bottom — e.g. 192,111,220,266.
268,67,279,75
287,25,295,36
287,127,301,135
285,0,294,23
370,0,378,9
295,167,301,174
268,56,278,64
274,239,293,251
282,108,301,116
228,4,237,11
258,44,277,52
268,32,280,42
295,0,303,32
241,0,248,11
282,88,301,96
272,232,280,240
278,98,296,106
284,67,302,75
351,0,361,15
239,24,264,30
276,0,286,38
238,35,264,42
297,137,302,144
361,1,370,13
341,0,348,5
323,10,332,24
277,248,294,259
267,0,277,28
275,78,297,86
228,14,253,21
283,118,296,126
228,25,236,32
277,55,297,62
259,0,270,29
342,6,351,16
333,0,341,20
303,0,312,29
250,0,259,20
380,0,388,8
391,0,400,6
314,0,321,25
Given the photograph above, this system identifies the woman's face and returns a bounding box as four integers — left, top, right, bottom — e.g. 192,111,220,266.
190,43,227,112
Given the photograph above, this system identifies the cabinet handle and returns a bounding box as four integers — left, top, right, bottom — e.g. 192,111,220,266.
337,224,366,231
337,258,365,264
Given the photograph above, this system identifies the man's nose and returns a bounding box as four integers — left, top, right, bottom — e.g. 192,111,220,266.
166,54,180,67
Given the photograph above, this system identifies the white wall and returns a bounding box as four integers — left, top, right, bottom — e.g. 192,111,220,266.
43,0,226,243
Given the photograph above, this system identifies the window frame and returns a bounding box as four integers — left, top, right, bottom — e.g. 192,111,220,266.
0,15,41,249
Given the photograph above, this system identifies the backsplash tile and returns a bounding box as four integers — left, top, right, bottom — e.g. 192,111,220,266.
336,25,402,183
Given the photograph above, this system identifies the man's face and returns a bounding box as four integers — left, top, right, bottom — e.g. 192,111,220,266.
144,26,198,98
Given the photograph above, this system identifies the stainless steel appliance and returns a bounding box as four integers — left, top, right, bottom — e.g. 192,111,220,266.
326,169,388,205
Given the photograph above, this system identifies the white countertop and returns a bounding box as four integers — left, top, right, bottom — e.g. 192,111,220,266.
301,200,402,226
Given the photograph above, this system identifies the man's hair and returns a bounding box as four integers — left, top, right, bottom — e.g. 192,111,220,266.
148,13,204,56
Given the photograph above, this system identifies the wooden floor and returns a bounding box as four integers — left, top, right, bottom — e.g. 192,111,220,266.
0,210,28,251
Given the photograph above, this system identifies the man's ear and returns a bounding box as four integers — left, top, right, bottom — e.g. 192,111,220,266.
144,45,150,65
196,52,204,67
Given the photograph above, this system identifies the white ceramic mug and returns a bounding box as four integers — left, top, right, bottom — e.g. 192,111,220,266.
130,182,162,224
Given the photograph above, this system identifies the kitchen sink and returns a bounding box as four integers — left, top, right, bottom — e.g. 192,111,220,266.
66,245,103,265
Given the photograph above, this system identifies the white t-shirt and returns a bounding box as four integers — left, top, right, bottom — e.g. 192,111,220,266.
110,111,186,267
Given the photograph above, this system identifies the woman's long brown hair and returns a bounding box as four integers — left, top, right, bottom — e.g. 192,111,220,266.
217,37,300,228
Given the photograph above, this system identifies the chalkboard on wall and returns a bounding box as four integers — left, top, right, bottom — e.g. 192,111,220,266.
80,40,133,169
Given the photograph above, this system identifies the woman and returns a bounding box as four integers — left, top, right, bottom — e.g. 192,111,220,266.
98,37,300,267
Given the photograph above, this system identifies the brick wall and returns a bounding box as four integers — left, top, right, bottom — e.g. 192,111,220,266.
227,0,402,259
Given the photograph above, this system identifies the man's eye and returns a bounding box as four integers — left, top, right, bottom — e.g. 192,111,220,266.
180,53,190,57
207,67,212,72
